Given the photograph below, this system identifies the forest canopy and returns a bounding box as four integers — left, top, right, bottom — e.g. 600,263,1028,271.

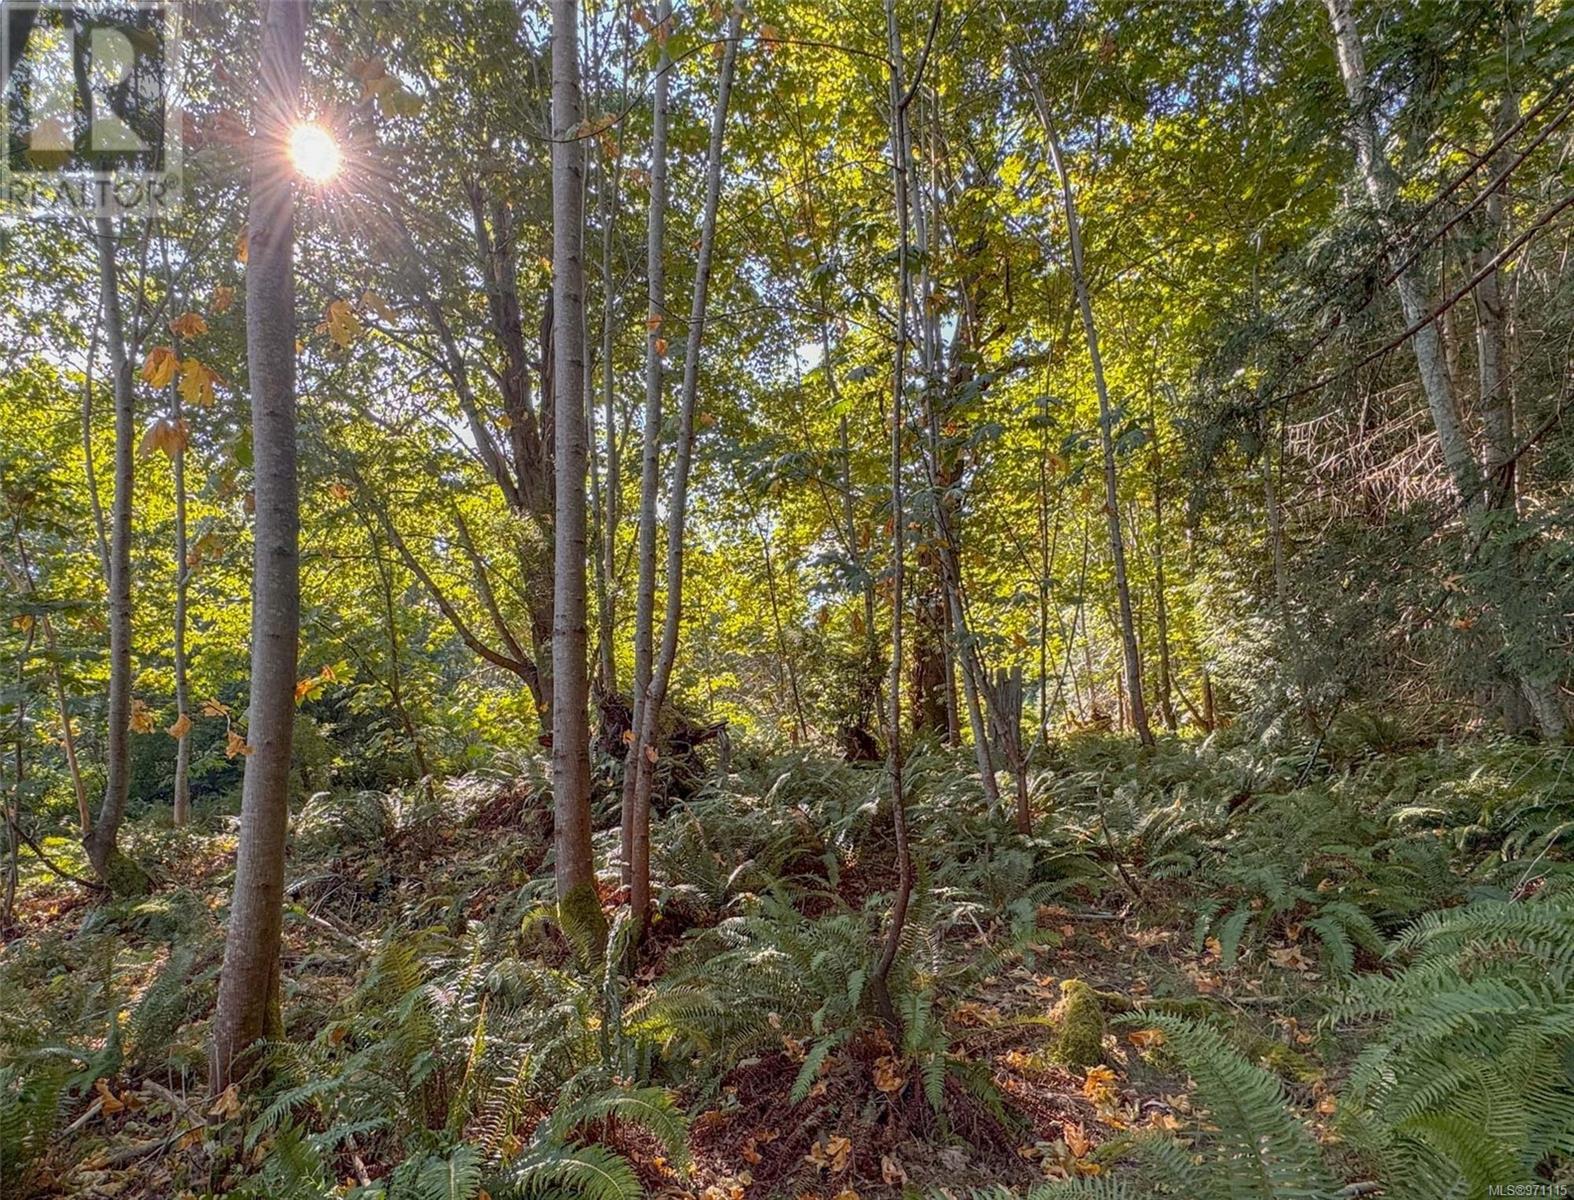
2,0,1574,1197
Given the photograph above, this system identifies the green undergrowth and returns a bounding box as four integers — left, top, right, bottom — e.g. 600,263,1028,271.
2,729,1571,1198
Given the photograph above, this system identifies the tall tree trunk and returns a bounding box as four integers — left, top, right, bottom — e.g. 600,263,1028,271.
82,217,142,883
839,412,882,729
1263,427,1289,622
1475,78,1519,511
1026,85,1152,746
909,571,950,735
1324,0,1564,739
629,11,742,930
1148,409,1177,732
870,0,920,1024
594,140,620,693
1323,0,1482,505
208,0,308,1095
549,0,604,956
1475,15,1532,733
622,0,670,885
82,301,110,578
1473,94,1511,503
171,370,192,827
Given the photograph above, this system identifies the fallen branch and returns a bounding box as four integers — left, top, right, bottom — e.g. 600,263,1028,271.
4,812,103,890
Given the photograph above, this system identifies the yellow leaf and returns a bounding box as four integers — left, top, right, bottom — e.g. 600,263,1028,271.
209,1082,242,1120
654,336,668,355
179,358,221,408
128,698,156,734
1064,1121,1092,1158
138,416,189,460
644,744,659,764
94,1078,126,1115
169,311,209,338
235,230,248,263
141,345,179,388
168,712,192,739
1127,1028,1166,1050
872,1055,904,1093
361,288,396,322
212,284,235,313
200,697,231,718
325,298,362,348
225,728,254,759
826,1134,852,1172
328,481,351,501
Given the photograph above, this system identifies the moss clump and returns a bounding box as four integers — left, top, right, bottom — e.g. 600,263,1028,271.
557,881,609,968
1253,1038,1319,1083
1052,979,1106,1067
99,847,153,898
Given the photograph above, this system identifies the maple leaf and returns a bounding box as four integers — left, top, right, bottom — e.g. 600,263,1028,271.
324,298,362,347
361,288,397,322
225,728,254,759
209,1083,242,1120
1126,1027,1166,1050
235,230,248,263
1064,1122,1092,1158
880,1155,906,1185
128,698,156,734
872,1055,905,1093
212,284,235,313
179,358,222,408
139,416,189,460
1269,944,1313,971
200,697,232,718
94,1078,125,1115
169,311,209,338
1082,1065,1117,1106
141,345,179,388
826,1134,852,1172
168,712,192,739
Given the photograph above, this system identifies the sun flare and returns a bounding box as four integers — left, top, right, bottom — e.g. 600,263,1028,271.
289,122,341,182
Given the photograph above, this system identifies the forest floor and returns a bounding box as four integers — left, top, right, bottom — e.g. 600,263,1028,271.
2,728,1569,1198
